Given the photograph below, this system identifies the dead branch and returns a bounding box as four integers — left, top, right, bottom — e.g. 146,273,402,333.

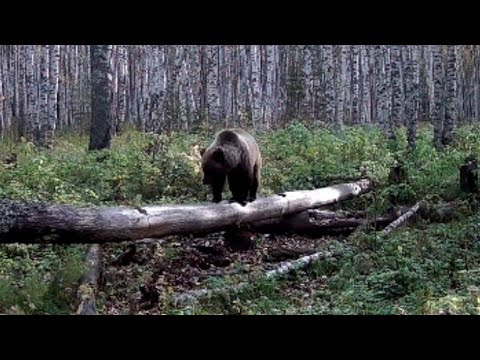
381,202,422,236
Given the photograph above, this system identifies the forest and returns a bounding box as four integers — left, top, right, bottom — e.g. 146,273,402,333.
0,45,479,315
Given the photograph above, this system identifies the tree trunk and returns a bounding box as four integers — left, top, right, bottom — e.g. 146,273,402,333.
88,45,112,151
324,45,335,123
47,45,60,149
442,45,457,146
350,46,360,124
335,45,347,129
432,45,445,149
406,45,419,149
390,45,404,128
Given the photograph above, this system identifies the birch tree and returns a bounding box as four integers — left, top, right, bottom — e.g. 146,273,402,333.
432,45,445,149
442,45,457,146
324,45,335,124
1,45,480,146
390,45,404,128
405,45,419,149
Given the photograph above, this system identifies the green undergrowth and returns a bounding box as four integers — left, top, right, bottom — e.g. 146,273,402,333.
0,121,479,314
176,211,480,315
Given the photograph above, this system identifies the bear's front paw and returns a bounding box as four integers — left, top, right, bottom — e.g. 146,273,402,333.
229,198,247,206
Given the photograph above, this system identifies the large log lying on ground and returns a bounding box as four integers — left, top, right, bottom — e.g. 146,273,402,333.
0,179,371,244
252,201,465,238
251,209,403,236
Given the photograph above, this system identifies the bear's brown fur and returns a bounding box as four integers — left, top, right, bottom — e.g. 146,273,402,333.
200,128,262,206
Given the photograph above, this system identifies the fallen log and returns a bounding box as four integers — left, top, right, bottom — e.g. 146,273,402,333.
0,179,371,244
418,202,464,223
76,244,102,315
380,201,469,236
251,209,401,236
381,202,422,236
194,209,380,246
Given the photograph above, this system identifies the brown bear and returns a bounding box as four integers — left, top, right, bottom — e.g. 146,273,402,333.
200,128,262,206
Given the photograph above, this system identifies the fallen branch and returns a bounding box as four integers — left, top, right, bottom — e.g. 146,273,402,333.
381,202,422,236
264,247,316,262
0,179,371,244
264,251,336,279
171,250,338,307
76,244,102,315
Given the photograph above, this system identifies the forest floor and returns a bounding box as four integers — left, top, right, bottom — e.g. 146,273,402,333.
99,231,339,315
1,123,480,314
96,205,480,315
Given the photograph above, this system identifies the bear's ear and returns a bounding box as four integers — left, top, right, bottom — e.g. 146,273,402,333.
212,148,225,163
200,148,206,157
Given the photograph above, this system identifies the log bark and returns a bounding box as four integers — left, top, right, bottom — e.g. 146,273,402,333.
0,179,371,244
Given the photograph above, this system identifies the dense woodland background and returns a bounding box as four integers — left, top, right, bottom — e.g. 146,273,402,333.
0,45,478,147
0,45,479,315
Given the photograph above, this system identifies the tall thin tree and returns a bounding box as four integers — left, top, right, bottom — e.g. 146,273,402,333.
442,45,457,146
89,45,113,151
